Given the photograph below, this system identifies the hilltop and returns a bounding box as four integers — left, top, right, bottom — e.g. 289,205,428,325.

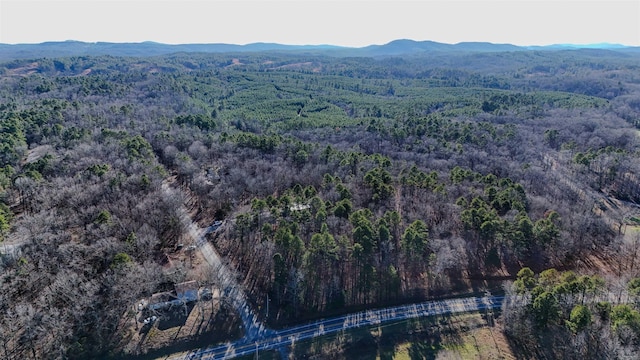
0,38,638,61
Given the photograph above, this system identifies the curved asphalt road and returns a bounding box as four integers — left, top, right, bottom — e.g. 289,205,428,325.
161,182,503,360
172,295,504,360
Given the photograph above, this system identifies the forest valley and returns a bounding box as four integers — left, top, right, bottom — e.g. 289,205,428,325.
1,48,640,359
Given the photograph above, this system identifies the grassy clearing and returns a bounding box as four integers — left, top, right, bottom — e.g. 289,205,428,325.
286,310,517,359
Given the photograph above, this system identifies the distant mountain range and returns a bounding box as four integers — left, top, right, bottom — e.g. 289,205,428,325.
0,39,638,61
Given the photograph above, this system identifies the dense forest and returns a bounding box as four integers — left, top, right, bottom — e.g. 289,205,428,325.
1,47,640,358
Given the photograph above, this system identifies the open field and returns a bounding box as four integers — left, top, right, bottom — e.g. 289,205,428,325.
285,311,516,360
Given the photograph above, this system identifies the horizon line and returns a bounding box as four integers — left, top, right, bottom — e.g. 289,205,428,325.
0,38,636,49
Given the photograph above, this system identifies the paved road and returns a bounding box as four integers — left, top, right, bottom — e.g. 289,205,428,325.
162,182,266,341
161,181,503,360
161,182,503,360
169,295,504,360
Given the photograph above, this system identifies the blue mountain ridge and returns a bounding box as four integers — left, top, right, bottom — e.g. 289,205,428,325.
0,39,636,60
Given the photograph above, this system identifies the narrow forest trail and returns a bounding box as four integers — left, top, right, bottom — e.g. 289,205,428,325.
394,186,403,219
161,180,269,342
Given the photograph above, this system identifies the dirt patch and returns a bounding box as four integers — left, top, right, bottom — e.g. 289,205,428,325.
4,62,39,76
115,293,242,359
578,252,618,277
273,62,314,70
25,144,54,164
225,58,243,68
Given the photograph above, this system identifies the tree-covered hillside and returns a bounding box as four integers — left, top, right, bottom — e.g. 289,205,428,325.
0,49,639,359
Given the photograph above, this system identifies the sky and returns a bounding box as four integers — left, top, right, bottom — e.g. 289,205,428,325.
1,0,639,47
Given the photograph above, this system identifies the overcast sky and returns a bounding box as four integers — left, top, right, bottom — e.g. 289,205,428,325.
1,0,639,47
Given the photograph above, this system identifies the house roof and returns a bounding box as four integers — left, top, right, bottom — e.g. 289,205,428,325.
147,280,200,311
175,280,199,302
